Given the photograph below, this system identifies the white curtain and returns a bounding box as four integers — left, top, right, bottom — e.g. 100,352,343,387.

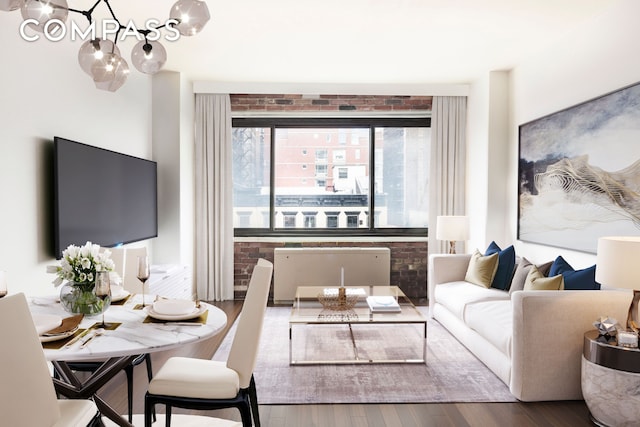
428,96,468,255
194,94,234,301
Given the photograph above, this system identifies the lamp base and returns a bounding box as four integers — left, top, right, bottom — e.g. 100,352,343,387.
627,289,640,332
448,241,456,254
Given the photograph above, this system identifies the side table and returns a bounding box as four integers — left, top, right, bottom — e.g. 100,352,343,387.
582,330,640,426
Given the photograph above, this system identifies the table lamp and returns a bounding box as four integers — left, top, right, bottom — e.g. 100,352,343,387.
595,236,640,332
436,215,470,254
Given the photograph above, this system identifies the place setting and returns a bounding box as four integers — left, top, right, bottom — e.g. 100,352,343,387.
32,312,87,349
143,298,209,325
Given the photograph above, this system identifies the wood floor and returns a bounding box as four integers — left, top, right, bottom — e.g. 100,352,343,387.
97,301,594,427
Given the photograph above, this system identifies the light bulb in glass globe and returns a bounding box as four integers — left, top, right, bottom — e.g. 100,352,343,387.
78,38,121,77
21,0,68,34
131,40,167,74
93,54,129,92
0,0,23,12
169,0,210,36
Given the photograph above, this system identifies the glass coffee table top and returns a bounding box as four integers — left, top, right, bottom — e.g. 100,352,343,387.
290,285,425,324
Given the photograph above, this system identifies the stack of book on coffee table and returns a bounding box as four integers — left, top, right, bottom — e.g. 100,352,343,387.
366,295,401,313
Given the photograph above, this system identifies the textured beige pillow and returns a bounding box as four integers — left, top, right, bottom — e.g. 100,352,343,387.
509,258,554,295
464,249,499,288
523,265,564,291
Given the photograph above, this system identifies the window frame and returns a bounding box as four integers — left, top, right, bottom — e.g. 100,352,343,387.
232,116,430,238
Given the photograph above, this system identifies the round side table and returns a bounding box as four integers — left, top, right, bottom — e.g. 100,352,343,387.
582,330,640,426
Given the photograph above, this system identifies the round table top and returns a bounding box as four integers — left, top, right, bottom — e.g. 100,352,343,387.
28,293,227,362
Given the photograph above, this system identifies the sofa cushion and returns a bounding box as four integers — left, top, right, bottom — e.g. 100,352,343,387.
464,250,499,288
464,299,513,358
523,266,564,290
509,258,553,295
485,242,516,291
434,281,510,319
549,256,600,290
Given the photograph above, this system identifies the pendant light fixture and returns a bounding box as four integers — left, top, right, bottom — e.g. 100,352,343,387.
1,0,211,92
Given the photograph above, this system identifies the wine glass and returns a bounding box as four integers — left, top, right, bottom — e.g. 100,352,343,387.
137,256,150,307
0,271,7,298
95,271,112,328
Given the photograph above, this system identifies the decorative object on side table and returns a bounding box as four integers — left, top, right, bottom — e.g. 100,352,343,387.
47,241,116,316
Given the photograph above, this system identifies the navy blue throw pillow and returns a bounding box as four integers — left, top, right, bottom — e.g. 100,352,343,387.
549,256,600,290
485,241,516,290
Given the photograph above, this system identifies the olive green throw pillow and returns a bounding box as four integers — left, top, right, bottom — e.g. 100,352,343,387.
465,250,499,288
523,265,565,291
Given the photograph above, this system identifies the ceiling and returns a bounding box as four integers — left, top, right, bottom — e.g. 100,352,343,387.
6,0,623,87
159,0,619,85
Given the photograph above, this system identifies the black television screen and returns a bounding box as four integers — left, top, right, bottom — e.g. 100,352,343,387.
53,137,158,258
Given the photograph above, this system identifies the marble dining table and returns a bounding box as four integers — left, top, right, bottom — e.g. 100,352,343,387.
28,293,228,427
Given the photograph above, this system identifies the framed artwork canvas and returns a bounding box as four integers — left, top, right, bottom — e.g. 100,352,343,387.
518,82,640,253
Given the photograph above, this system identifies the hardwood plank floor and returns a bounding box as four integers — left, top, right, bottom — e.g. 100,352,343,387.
96,301,593,426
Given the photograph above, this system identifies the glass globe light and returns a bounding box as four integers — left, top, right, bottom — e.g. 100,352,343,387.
0,0,23,12
131,40,167,74
78,38,121,76
169,0,210,36
21,0,68,34
93,54,129,92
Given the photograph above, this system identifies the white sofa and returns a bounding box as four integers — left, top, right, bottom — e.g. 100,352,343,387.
428,253,632,401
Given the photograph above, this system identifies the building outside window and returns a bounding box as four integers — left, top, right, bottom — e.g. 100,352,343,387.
231,117,430,236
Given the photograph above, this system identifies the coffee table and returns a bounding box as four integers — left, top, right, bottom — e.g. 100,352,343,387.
289,285,426,365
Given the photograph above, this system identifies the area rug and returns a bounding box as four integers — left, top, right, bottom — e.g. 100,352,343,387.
212,306,517,404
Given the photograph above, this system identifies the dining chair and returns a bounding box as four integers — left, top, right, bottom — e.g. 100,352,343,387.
144,258,274,427
0,293,101,427
59,245,154,423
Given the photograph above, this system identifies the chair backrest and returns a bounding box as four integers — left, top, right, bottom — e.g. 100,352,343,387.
226,258,273,389
122,246,148,294
0,293,61,426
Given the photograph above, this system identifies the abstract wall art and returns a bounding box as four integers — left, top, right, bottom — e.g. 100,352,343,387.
518,82,640,253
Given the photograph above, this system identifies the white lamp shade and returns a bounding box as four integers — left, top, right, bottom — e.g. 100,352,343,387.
436,215,470,241
595,236,640,290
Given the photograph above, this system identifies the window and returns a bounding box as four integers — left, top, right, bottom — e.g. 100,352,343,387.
232,117,430,236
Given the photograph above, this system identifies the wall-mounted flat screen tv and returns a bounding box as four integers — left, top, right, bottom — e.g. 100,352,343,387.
53,136,158,258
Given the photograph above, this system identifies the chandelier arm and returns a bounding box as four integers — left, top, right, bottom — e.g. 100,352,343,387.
102,0,120,25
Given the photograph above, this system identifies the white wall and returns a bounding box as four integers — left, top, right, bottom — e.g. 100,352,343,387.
151,71,195,278
506,0,640,268
0,12,153,296
467,70,511,252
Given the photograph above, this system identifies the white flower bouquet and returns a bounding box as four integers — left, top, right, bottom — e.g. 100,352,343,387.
47,241,117,315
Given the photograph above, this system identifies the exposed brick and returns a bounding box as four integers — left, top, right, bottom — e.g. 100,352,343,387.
234,240,428,300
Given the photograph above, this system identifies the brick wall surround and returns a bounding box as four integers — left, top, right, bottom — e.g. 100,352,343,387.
231,94,431,302
234,240,428,302
230,94,432,112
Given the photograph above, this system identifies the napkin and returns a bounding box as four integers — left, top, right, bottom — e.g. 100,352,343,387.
152,299,196,316
44,314,84,335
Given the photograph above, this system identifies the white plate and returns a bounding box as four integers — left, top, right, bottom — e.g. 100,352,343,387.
32,314,63,335
144,305,207,321
110,285,130,302
153,299,197,316
39,329,77,342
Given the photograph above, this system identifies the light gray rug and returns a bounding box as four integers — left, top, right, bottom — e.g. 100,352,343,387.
212,306,517,404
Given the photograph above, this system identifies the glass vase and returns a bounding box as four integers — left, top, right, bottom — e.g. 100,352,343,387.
59,282,111,316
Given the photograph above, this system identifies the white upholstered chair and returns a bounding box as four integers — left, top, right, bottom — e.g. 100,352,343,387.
144,258,273,427
0,293,100,426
